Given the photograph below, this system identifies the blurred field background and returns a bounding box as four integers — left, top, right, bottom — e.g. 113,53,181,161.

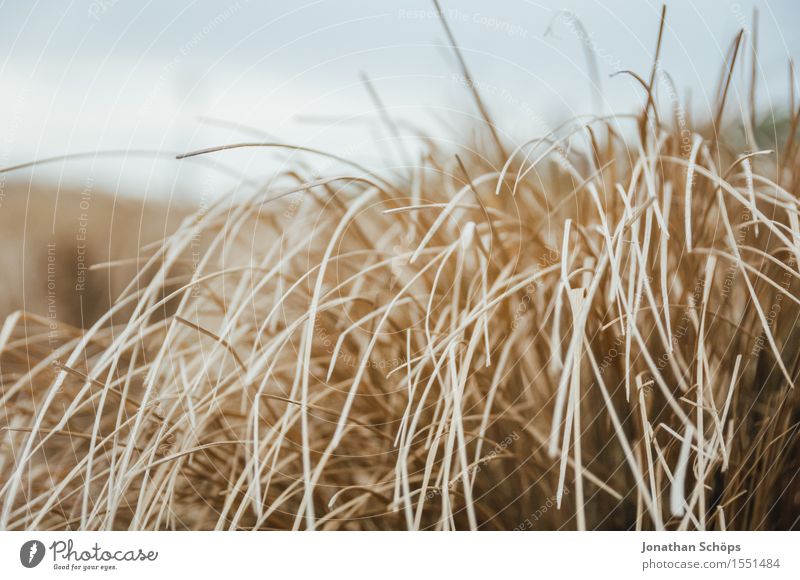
0,185,191,326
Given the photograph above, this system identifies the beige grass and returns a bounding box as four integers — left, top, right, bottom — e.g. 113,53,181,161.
0,11,798,530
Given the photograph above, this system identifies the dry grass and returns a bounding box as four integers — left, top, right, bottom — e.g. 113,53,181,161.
0,14,798,531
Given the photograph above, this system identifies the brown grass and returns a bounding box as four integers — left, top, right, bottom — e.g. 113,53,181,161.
0,13,798,530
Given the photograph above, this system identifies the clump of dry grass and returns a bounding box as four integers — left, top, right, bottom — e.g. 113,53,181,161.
0,14,799,531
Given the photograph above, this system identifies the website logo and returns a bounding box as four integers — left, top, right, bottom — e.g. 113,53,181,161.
20,540,46,568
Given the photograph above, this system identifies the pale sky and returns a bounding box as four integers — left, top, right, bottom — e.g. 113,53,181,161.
0,0,797,200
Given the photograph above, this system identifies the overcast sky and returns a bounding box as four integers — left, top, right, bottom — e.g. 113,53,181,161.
0,0,797,199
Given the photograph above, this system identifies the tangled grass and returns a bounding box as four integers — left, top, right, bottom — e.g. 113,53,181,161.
0,15,799,531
